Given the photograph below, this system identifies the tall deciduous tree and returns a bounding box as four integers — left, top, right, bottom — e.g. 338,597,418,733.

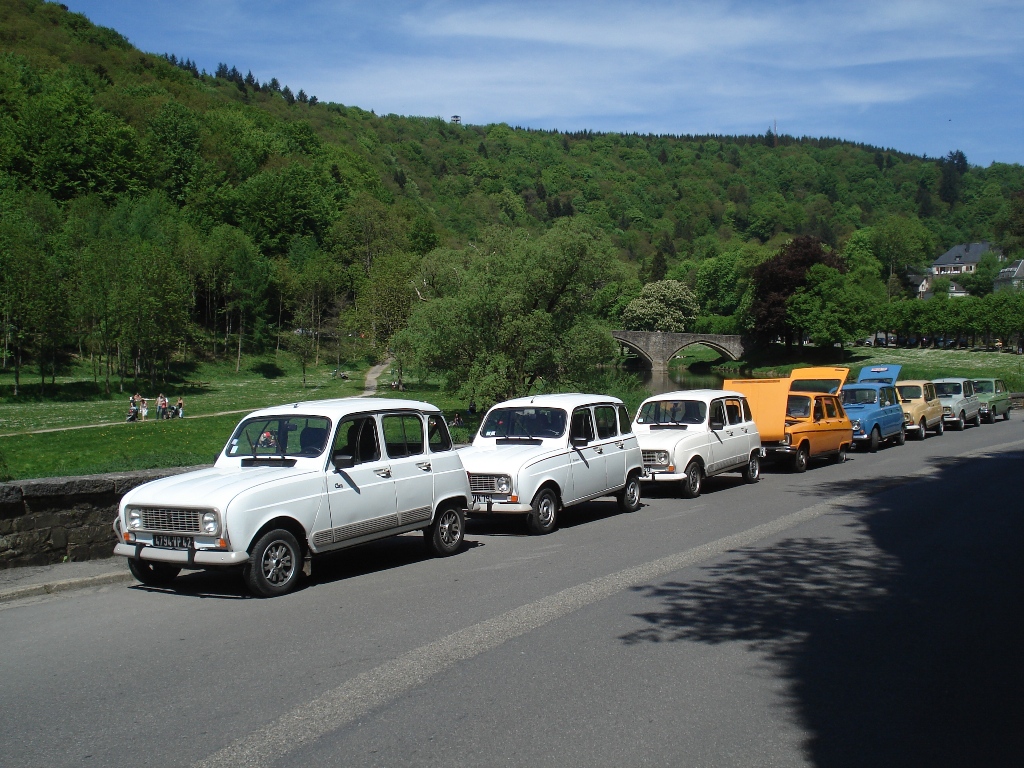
621,280,698,332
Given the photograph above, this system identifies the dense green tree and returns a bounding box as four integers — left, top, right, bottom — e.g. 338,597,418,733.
621,280,698,332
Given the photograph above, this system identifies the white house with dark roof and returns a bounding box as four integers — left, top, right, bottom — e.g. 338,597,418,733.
931,241,1002,277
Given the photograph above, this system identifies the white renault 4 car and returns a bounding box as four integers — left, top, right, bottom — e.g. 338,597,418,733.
114,398,471,596
634,389,763,498
460,393,644,534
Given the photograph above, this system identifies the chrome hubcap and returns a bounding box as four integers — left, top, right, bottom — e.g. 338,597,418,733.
438,510,461,546
262,542,294,585
538,496,555,525
626,480,639,505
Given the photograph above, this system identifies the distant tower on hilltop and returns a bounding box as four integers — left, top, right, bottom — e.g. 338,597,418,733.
451,115,461,125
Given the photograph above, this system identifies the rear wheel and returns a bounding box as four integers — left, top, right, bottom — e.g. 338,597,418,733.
918,418,928,439
425,504,464,556
971,411,982,427
742,453,760,483
894,427,906,446
681,461,703,498
127,559,180,587
868,427,881,453
934,418,944,436
954,411,965,431
617,472,642,512
1004,408,1011,421
792,445,809,473
834,444,847,464
526,487,559,535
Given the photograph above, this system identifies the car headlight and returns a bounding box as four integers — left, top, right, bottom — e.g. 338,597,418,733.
495,475,511,494
127,508,142,530
782,433,791,446
942,406,951,415
851,419,861,431
903,412,912,422
201,511,220,534
656,450,669,465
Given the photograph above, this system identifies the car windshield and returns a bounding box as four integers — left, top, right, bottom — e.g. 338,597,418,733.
226,415,332,457
790,379,843,394
934,382,962,397
786,395,812,419
842,389,877,405
896,385,922,400
636,399,707,425
480,407,567,439
972,380,994,393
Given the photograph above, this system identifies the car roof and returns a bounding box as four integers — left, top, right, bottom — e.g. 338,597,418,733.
639,389,748,404
244,396,443,421
931,377,970,384
895,380,933,386
489,393,623,410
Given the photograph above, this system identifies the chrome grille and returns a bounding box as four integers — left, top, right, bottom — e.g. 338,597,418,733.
469,474,501,493
642,450,666,466
140,508,201,533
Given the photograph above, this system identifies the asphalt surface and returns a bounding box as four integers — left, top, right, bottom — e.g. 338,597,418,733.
1,416,1022,767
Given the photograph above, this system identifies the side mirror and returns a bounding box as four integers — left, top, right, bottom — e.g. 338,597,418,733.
571,435,589,447
710,420,725,431
332,451,355,469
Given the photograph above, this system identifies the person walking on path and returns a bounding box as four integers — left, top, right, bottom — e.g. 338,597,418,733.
140,398,148,421
176,396,184,418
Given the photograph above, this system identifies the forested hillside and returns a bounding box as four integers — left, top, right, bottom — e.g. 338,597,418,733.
2,0,1023,402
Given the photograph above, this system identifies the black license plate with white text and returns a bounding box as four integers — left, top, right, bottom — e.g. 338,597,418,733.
152,534,193,549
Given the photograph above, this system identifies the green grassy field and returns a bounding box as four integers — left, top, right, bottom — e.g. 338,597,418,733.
1,345,1020,481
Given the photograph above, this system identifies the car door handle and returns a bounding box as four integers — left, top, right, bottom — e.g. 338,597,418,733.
594,446,603,454
374,468,392,478
416,461,432,471
616,441,624,449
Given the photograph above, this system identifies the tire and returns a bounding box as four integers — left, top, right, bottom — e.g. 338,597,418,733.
868,427,881,453
954,412,965,431
986,410,997,424
742,453,760,483
526,487,559,535
425,504,464,556
934,418,944,436
245,528,302,597
616,472,642,512
127,559,180,587
971,411,982,427
894,427,906,446
1004,408,1011,421
918,418,928,440
791,445,809,473
834,444,847,464
680,460,703,498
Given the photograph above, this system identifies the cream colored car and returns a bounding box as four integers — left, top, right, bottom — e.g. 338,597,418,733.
895,380,944,439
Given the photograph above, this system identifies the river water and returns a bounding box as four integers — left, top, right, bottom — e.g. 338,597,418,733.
637,367,727,395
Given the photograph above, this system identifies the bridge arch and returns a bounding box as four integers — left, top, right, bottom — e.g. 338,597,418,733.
611,331,747,371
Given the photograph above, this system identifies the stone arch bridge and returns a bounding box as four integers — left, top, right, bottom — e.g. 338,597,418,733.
611,331,748,372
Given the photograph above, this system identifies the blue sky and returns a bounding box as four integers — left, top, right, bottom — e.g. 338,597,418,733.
68,1,1024,165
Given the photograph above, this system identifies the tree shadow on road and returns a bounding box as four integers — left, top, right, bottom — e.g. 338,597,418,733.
620,450,1024,767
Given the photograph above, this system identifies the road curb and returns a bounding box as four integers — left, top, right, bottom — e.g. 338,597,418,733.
0,570,132,603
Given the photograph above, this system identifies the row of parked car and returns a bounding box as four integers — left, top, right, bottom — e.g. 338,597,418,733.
112,368,1014,596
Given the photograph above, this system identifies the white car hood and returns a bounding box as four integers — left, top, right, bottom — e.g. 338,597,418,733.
635,428,704,451
122,466,320,511
460,443,564,474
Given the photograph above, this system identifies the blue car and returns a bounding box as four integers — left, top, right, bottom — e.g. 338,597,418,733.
841,365,906,452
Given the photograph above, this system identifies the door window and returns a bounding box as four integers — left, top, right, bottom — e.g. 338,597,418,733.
964,381,974,397
925,384,935,402
427,415,452,452
996,380,1006,393
824,399,837,418
382,414,425,458
570,408,595,443
334,416,381,465
725,399,743,425
741,399,753,422
813,399,824,421
594,406,618,439
709,400,726,426
617,405,633,434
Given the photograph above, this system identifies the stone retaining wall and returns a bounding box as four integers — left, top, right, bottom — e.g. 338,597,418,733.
0,467,208,568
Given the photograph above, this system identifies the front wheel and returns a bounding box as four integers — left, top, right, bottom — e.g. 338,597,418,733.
426,504,464,556
526,487,559,535
127,559,180,587
791,445,809,473
868,427,881,453
680,461,703,498
617,472,642,512
742,453,760,483
245,529,302,597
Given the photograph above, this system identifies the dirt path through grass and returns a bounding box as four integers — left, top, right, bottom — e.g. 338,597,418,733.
362,359,392,395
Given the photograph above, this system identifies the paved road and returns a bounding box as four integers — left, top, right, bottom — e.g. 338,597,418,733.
1,418,1022,767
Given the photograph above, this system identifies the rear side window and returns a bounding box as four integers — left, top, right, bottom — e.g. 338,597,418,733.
617,405,633,434
427,415,452,452
594,405,618,439
824,399,837,418
741,399,752,422
725,399,743,425
382,414,425,458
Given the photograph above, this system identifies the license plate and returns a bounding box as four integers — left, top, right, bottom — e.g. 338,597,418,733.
152,534,193,549
473,495,491,505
